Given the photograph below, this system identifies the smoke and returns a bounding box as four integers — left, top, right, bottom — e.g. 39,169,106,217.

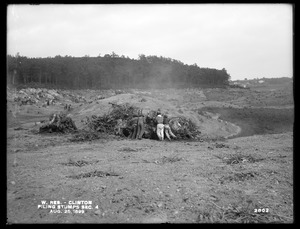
145,63,176,89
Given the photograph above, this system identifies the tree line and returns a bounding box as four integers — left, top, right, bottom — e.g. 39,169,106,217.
7,52,231,89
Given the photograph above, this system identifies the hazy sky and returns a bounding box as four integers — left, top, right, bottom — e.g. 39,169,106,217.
7,4,293,80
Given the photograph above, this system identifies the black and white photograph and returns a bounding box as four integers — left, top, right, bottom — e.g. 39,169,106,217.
6,4,293,224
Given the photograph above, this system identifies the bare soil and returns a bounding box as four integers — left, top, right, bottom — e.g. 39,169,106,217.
7,83,294,223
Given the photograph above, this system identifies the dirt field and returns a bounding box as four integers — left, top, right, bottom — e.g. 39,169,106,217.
7,82,294,223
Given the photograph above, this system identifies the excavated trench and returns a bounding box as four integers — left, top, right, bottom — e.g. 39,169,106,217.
198,107,294,138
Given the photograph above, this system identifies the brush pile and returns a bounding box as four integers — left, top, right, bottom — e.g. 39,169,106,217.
81,102,202,140
170,117,202,140
82,102,140,134
39,112,77,133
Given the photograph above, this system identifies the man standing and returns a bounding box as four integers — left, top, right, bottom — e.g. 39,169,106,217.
136,109,145,140
163,114,177,140
128,116,139,139
155,109,164,141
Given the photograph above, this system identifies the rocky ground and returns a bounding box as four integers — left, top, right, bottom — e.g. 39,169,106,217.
6,81,294,223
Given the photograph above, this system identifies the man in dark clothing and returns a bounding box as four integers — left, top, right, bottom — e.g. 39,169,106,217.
128,117,139,139
136,109,145,140
129,109,145,140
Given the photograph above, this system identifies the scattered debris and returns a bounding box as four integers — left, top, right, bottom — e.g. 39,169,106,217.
61,159,99,167
39,113,77,133
155,155,183,164
214,143,230,148
94,210,102,215
216,154,264,165
9,87,87,106
14,96,38,105
97,95,105,100
12,88,60,105
64,104,72,111
118,147,139,152
115,90,125,95
14,127,26,131
67,170,120,179
69,130,109,142
219,172,259,183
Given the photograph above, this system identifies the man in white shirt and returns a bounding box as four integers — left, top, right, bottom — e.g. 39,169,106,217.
155,109,164,141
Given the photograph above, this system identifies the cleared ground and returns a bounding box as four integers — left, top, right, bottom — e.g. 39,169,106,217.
7,81,294,223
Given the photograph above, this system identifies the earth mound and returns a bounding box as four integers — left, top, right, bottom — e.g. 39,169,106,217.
71,92,240,139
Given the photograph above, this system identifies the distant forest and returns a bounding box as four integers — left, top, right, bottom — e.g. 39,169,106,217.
7,52,231,89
